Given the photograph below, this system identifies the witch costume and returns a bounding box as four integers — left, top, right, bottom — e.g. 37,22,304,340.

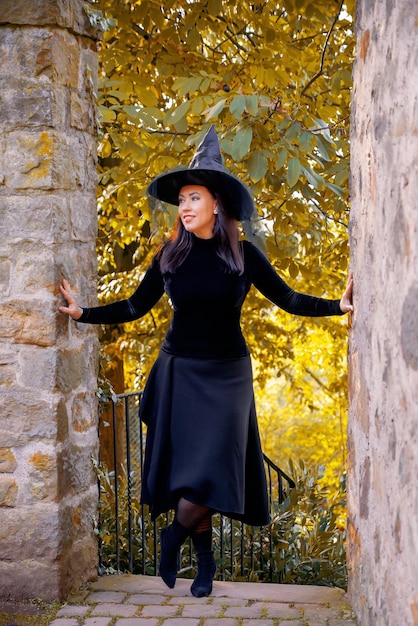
76,126,345,591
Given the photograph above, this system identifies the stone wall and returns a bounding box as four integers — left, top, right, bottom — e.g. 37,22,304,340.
348,1,418,624
0,1,101,601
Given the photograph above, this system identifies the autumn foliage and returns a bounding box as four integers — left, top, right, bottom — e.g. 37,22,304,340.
91,0,354,489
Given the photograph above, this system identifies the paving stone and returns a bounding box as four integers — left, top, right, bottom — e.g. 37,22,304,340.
56,605,90,617
223,604,264,618
329,621,358,625
163,617,200,626
168,596,212,605
303,605,344,620
203,620,239,626
114,620,158,626
242,619,276,626
86,591,127,604
91,603,140,617
83,618,113,626
211,597,249,606
48,620,79,626
129,593,168,605
261,602,301,618
182,604,224,618
140,604,179,617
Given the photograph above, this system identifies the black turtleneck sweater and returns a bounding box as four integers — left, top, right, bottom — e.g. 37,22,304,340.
79,237,344,359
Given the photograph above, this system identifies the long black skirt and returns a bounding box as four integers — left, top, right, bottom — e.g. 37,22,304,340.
139,349,270,527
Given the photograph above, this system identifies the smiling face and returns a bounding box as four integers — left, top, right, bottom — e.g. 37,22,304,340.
178,185,218,239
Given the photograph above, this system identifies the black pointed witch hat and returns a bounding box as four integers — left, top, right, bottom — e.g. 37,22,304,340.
147,125,255,220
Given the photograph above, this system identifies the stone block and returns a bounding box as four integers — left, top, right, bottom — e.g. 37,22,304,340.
0,504,61,561
0,477,18,506
71,391,99,433
56,346,89,392
69,194,98,242
0,300,56,346
57,442,97,496
14,246,57,296
79,38,99,93
0,195,71,246
0,386,58,446
3,130,58,190
56,396,70,442
28,449,58,501
0,448,17,473
0,256,10,296
60,535,99,597
0,0,101,39
0,82,53,130
3,130,96,191
54,241,98,309
70,90,96,132
0,28,76,87
0,80,70,131
0,560,61,601
0,344,17,386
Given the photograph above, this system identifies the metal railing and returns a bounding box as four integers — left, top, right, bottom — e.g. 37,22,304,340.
97,391,295,581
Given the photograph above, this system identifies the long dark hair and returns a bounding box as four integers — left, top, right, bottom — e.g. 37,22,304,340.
158,191,244,275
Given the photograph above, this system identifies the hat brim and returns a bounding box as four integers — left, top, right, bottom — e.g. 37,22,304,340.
147,168,254,221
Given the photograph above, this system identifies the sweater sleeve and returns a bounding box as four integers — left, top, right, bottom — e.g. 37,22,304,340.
244,242,344,317
78,256,164,325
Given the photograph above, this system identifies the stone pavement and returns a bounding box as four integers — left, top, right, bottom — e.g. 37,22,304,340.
48,574,357,626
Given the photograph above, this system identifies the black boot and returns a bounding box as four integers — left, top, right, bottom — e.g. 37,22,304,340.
159,519,189,588
191,530,216,597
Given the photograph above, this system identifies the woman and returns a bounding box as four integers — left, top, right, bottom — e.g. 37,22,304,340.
60,126,353,597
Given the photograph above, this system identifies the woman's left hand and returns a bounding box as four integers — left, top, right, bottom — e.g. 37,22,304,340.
340,272,354,313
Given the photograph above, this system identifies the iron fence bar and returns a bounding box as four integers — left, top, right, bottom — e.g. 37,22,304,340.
263,452,296,497
240,521,245,577
139,405,146,575
112,397,120,573
124,395,133,573
229,518,233,577
153,517,158,576
219,515,225,580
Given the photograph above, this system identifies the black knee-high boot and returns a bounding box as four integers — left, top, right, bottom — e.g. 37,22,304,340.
159,519,189,588
190,530,216,597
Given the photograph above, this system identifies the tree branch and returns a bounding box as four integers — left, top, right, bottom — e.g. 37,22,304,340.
300,0,345,97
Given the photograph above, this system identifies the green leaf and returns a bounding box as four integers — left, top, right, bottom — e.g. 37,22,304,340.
231,126,253,160
229,95,246,119
299,130,314,154
287,157,301,187
302,166,325,189
276,149,287,170
245,95,259,116
284,122,300,143
314,135,332,161
204,98,227,121
247,150,268,182
173,76,202,97
326,181,346,198
165,100,190,127
99,106,116,123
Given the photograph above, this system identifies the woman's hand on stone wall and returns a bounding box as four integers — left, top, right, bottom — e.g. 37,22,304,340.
59,278,83,320
339,272,354,313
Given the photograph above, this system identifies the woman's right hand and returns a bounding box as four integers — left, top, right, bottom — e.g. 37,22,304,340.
59,278,83,320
